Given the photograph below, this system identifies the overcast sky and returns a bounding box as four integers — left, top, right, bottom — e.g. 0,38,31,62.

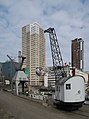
0,0,89,70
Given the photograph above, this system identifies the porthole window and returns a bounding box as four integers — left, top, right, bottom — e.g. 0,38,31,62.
66,84,71,90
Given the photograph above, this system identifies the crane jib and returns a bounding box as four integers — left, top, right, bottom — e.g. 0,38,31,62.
44,28,66,79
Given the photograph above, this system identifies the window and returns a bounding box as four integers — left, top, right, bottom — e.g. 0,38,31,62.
66,84,71,90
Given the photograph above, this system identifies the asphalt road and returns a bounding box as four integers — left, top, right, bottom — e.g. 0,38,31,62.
0,90,89,119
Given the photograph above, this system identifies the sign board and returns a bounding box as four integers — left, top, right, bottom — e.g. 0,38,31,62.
24,67,30,75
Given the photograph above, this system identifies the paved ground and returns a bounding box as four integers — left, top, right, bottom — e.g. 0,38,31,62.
0,90,89,119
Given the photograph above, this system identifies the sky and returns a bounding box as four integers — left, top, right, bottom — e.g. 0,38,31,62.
0,0,89,71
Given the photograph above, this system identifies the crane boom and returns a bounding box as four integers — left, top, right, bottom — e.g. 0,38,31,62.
44,28,66,80
7,55,18,70
7,55,26,71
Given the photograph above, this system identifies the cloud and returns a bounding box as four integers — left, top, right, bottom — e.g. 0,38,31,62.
0,0,89,70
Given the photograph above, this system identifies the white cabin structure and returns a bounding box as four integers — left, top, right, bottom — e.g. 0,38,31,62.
54,75,85,109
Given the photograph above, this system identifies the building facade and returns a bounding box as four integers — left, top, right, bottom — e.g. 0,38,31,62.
71,38,84,71
22,22,46,86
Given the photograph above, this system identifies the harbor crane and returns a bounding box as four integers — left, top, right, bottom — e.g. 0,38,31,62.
7,55,28,95
44,28,85,110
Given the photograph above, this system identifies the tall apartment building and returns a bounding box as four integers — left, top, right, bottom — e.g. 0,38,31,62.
71,38,84,71
22,23,46,86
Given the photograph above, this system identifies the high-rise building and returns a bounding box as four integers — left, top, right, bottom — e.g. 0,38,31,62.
22,22,46,86
71,38,84,71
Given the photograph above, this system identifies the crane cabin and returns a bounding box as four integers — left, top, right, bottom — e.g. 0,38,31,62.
54,75,85,110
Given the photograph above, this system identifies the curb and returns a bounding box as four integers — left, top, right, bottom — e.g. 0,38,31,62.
2,89,50,107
